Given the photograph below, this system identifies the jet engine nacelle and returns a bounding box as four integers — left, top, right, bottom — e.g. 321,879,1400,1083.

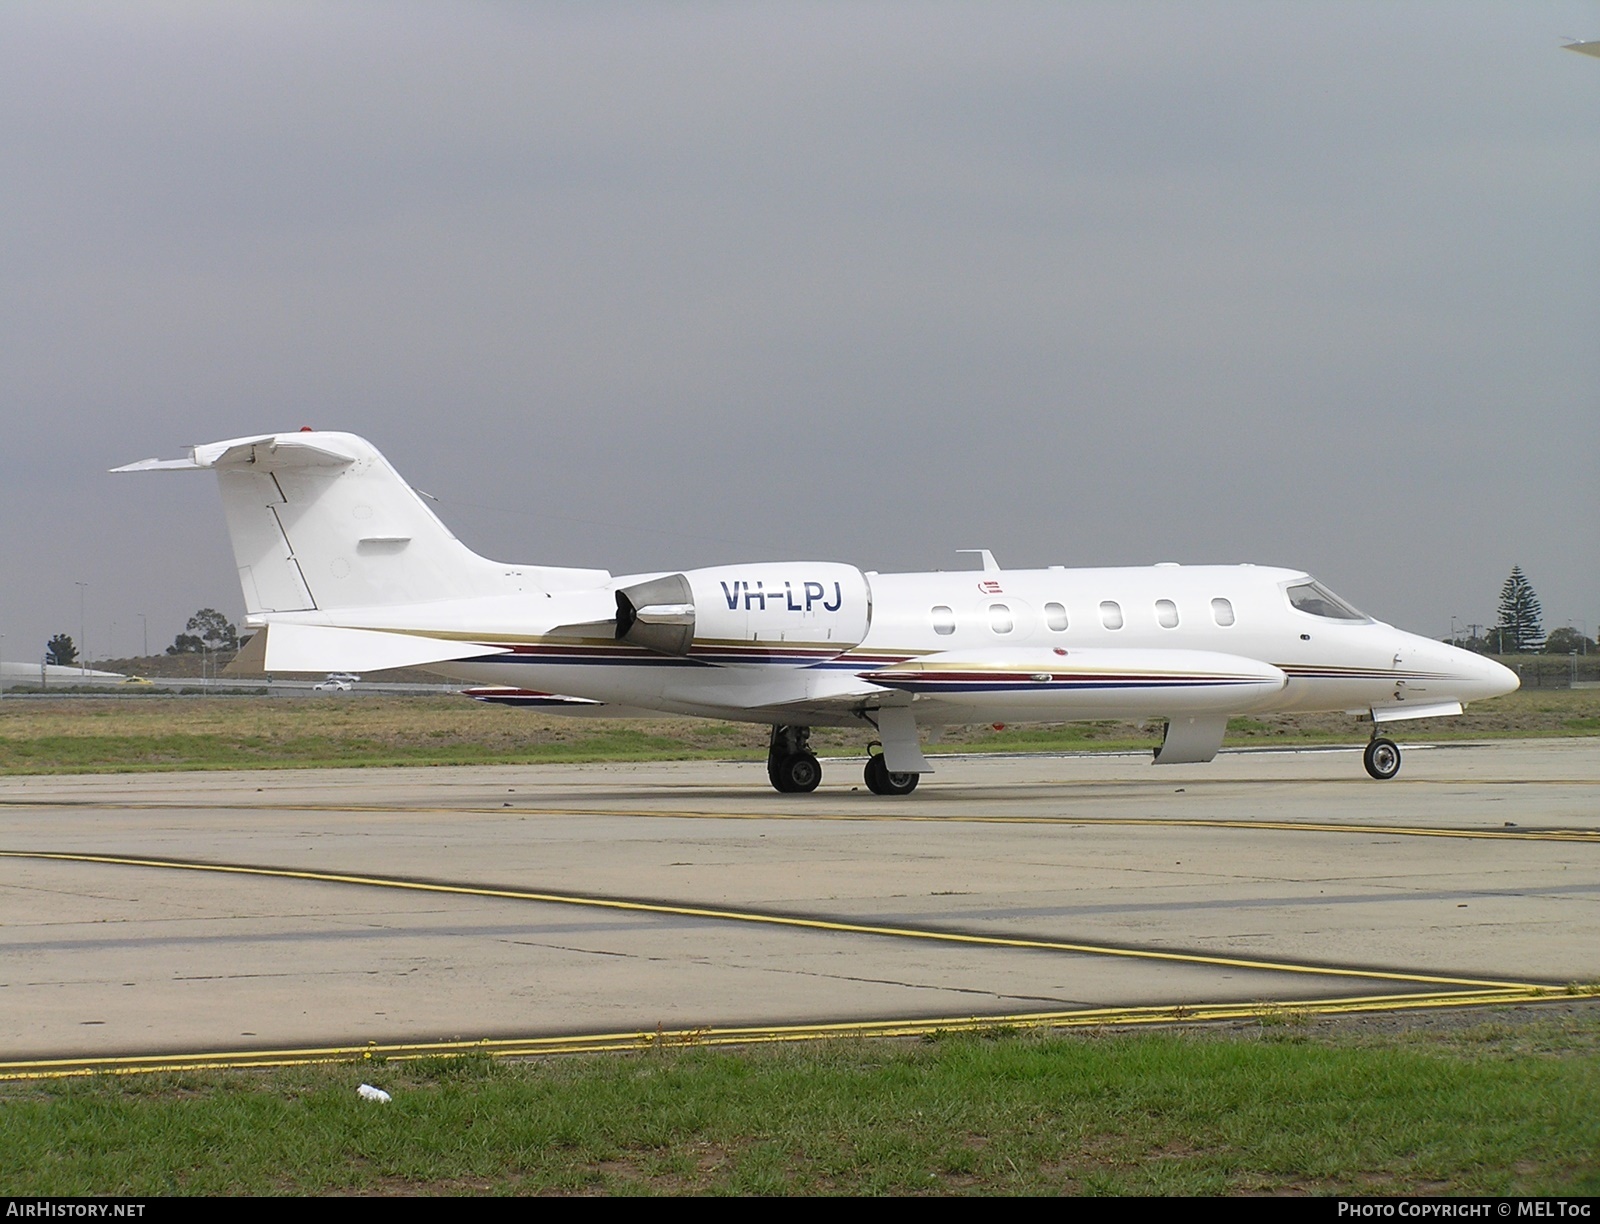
615,562,871,661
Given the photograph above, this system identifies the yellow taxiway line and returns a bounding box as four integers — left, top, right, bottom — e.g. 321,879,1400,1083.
0,849,1544,991
0,986,1564,1081
1,848,1576,1082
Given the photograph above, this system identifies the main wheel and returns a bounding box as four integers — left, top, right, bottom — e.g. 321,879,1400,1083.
1364,737,1401,780
774,751,822,793
863,753,919,796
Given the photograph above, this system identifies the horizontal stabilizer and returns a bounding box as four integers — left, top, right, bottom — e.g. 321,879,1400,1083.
111,456,211,473
259,623,508,674
113,434,358,474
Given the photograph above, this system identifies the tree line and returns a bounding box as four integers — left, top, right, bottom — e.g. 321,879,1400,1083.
1454,566,1591,656
43,609,240,667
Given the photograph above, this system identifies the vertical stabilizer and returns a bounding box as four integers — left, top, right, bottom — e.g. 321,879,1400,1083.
115,431,605,616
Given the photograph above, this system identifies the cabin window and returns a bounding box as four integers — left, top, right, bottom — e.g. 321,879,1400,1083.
989,603,1014,634
1099,601,1123,630
931,605,956,636
1285,581,1368,621
1044,602,1068,632
1156,599,1179,628
1211,597,1235,626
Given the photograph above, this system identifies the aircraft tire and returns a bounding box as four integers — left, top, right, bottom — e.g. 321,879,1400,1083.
863,755,888,794
863,753,919,796
1363,737,1401,780
774,752,822,793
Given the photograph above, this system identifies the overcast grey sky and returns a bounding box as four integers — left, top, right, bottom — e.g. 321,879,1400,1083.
1,1,1595,661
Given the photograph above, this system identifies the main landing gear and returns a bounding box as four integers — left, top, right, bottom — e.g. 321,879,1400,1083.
767,725,821,793
765,726,922,795
1364,734,1401,780
863,747,919,796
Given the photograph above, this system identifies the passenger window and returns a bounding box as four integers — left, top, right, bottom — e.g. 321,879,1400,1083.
1156,599,1178,629
931,605,955,636
989,603,1013,634
1211,597,1235,627
1044,602,1068,632
1099,601,1123,630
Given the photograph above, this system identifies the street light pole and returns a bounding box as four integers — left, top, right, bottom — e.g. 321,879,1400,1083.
75,581,87,675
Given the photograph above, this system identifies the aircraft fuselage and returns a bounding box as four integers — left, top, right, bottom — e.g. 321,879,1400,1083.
115,430,1519,792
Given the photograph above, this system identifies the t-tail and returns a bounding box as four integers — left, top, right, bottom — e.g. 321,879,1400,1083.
114,431,614,675
115,431,606,616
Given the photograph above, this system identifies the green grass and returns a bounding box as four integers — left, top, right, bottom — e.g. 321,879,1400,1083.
0,688,1594,775
4,1019,1598,1195
0,729,747,773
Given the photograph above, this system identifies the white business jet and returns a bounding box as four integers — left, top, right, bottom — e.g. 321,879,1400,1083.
117,431,1518,795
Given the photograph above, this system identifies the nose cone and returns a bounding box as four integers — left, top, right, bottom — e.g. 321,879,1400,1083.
1476,652,1520,699
1443,641,1520,701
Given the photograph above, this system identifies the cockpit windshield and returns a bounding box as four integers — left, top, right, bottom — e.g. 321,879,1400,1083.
1285,580,1370,622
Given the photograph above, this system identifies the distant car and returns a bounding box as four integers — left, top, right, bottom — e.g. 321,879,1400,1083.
313,677,353,693
119,675,154,685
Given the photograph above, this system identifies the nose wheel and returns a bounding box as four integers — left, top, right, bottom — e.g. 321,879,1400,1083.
1363,736,1401,780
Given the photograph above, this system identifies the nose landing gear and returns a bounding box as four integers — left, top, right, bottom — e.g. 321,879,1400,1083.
1364,735,1401,780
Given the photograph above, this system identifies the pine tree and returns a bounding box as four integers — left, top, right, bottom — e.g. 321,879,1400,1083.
1496,566,1543,654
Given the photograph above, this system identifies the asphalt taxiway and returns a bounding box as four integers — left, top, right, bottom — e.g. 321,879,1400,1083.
1,739,1595,1070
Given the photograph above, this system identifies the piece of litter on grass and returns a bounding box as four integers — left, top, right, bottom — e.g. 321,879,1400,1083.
357,1084,391,1103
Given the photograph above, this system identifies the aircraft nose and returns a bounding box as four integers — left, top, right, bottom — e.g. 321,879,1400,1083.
1443,642,1519,700
1476,653,1520,699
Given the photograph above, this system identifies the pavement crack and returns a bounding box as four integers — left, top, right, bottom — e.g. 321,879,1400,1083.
773,966,1080,1004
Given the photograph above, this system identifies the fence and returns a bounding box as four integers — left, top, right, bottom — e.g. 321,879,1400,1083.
1492,653,1600,688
